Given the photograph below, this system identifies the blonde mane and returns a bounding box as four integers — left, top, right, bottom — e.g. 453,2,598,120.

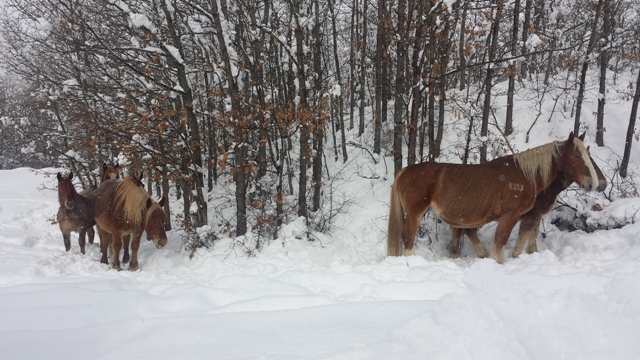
112,178,152,227
513,141,561,185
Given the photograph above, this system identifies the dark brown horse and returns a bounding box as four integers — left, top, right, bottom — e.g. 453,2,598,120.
93,178,167,271
387,132,599,263
449,137,607,259
56,172,96,254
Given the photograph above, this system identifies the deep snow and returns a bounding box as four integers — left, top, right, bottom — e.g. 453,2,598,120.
3,74,640,359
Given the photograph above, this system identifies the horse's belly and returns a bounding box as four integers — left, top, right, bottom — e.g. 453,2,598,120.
431,202,496,228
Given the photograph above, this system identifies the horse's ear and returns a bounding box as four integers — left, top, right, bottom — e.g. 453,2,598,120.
146,198,153,209
69,172,74,180
578,131,586,141
115,163,120,169
567,132,575,143
159,197,166,207
57,172,62,181
102,163,108,171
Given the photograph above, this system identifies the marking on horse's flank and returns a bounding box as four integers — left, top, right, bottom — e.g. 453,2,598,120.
509,183,524,191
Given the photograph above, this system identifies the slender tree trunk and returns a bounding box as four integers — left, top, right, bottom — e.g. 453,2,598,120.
210,0,245,234
311,0,323,212
505,0,520,136
620,70,640,178
393,0,407,174
480,0,502,163
358,0,368,137
348,0,358,130
574,0,604,135
293,1,310,218
458,1,468,91
328,0,348,162
596,0,611,147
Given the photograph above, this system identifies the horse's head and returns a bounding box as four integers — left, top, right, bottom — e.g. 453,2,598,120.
588,150,607,192
559,132,599,192
130,172,145,187
56,172,76,208
101,162,121,183
145,197,168,249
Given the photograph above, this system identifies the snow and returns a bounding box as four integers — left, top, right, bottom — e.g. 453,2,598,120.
2,154,640,359
3,67,640,359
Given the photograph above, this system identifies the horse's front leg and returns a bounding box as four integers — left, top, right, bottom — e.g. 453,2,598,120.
109,230,123,271
62,230,71,252
525,218,542,254
490,215,520,264
464,228,488,258
128,233,142,271
122,235,131,264
449,226,464,258
78,228,87,254
87,226,95,244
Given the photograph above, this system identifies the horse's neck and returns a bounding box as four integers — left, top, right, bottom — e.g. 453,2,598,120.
533,158,560,195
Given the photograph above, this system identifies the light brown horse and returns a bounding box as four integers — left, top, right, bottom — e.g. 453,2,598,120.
56,172,96,254
93,178,167,271
387,132,599,263
100,162,121,182
449,135,607,259
78,162,123,247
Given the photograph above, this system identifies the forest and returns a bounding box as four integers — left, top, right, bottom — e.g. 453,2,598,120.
0,0,638,244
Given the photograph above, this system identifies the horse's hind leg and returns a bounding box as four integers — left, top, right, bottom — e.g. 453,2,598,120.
402,212,424,256
449,226,464,258
464,229,488,258
122,235,131,264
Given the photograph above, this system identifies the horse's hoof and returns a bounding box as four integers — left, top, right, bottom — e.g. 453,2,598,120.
128,263,139,271
122,256,130,264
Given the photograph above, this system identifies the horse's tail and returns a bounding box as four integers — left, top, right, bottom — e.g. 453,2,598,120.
387,172,405,256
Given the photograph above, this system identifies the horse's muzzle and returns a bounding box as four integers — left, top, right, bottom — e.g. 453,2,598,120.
154,238,168,249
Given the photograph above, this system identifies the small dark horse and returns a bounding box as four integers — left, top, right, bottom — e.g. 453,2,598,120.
449,134,607,259
94,178,167,271
387,132,599,263
56,172,96,254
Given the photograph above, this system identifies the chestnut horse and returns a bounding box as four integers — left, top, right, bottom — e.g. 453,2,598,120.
449,138,607,259
387,132,599,263
77,162,123,247
56,172,96,254
94,177,167,270
100,162,121,182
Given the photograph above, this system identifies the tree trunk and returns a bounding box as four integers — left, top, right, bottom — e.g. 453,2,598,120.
574,0,604,136
393,0,407,174
505,0,520,136
480,0,502,163
620,70,640,178
358,0,368,137
596,0,611,147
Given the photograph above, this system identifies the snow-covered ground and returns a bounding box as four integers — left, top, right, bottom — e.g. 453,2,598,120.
3,74,640,359
2,163,640,359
